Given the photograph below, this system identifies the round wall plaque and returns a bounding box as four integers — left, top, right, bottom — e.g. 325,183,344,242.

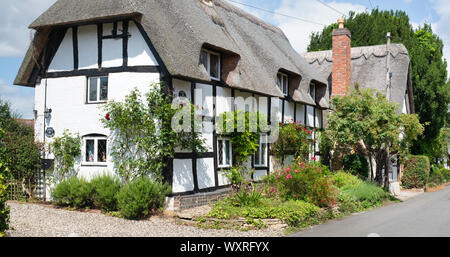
45,127,55,138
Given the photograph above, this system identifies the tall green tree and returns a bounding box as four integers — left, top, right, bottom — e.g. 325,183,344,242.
308,9,450,160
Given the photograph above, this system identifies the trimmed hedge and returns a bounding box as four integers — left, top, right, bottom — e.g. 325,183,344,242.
90,174,121,212
51,176,93,208
401,155,430,189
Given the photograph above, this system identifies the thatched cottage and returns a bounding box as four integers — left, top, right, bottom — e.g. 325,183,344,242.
14,0,413,206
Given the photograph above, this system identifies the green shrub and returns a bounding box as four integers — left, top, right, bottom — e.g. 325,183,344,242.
401,155,430,189
51,177,93,208
266,160,337,207
116,177,171,219
208,198,320,227
428,167,445,187
332,171,362,189
0,173,9,236
343,154,370,179
229,190,262,207
90,174,121,212
441,168,450,182
343,182,389,209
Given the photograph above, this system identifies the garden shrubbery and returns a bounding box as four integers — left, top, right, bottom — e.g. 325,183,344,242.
343,154,370,179
116,177,171,219
401,155,430,189
50,174,171,219
265,160,338,207
0,173,9,237
332,171,390,213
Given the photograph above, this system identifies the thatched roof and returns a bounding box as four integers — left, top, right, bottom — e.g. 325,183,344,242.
15,0,327,106
301,43,415,113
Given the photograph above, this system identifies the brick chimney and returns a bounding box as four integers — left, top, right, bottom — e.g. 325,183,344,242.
331,18,351,97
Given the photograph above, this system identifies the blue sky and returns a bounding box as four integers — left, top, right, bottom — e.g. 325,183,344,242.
0,0,448,119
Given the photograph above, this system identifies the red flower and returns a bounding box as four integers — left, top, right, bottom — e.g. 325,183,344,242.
105,114,110,121
154,104,158,109
312,157,317,161
291,140,295,143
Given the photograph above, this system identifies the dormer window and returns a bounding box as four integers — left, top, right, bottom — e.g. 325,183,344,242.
310,83,316,102
200,49,221,81
277,73,288,96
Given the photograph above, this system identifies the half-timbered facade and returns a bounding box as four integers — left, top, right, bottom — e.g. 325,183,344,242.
14,0,329,198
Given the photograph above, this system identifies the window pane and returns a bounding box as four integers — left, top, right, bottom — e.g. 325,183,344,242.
310,84,315,101
225,140,231,165
277,74,282,92
283,76,288,95
86,140,95,162
218,140,223,165
254,146,261,165
99,77,108,101
210,53,219,79
89,78,98,102
261,143,267,166
200,50,208,71
97,139,107,163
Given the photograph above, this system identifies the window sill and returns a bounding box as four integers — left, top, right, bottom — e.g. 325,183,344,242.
81,163,108,167
86,101,107,105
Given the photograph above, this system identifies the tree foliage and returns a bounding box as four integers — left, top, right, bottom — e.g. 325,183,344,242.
0,99,42,197
50,130,81,182
101,83,206,183
308,9,450,159
325,88,423,182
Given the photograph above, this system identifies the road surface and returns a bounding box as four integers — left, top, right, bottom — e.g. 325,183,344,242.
292,186,450,237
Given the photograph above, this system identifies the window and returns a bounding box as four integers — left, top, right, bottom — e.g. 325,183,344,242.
310,83,316,102
254,134,268,167
83,136,107,165
88,77,108,103
200,49,221,80
217,137,232,168
277,73,288,96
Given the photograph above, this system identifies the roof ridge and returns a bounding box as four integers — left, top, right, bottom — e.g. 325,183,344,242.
213,0,284,36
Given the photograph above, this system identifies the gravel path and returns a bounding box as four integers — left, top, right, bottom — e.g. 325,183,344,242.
5,202,284,237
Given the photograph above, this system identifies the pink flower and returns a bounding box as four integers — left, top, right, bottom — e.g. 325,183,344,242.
285,167,291,173
285,174,293,180
311,157,317,161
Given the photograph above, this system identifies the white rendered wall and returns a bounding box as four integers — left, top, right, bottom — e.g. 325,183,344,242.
172,159,194,193
271,98,282,123
216,87,232,116
306,105,314,128
128,21,158,66
48,28,74,72
195,83,213,117
284,101,294,123
296,103,305,125
78,25,98,70
39,73,160,180
197,158,215,190
102,22,123,68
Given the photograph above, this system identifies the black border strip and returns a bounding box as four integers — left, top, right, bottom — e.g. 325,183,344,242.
72,26,79,70
42,66,160,78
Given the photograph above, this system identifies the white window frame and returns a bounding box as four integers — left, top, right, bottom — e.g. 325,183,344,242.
217,137,232,168
254,134,268,167
277,73,289,96
201,49,221,81
82,136,108,166
87,76,108,103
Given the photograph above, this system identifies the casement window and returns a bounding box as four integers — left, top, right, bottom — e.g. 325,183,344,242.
254,134,268,167
217,137,232,168
83,136,107,165
200,49,221,81
309,83,316,102
277,73,289,96
88,76,108,103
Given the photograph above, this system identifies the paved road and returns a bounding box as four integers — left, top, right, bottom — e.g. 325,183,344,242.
292,186,450,237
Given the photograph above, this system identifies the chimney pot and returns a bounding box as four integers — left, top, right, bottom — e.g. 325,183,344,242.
338,18,345,29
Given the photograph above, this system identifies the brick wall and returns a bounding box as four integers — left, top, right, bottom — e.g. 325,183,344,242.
171,187,232,210
331,28,351,97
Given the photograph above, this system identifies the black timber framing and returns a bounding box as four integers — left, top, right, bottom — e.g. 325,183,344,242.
72,26,79,70
42,66,160,79
122,20,129,67
97,24,102,68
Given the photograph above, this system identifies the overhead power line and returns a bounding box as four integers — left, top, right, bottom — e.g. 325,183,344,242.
226,0,327,26
314,0,347,17
368,0,374,9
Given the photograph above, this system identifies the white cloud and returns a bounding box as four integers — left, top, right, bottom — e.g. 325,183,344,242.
0,0,56,57
0,79,35,118
272,0,367,54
